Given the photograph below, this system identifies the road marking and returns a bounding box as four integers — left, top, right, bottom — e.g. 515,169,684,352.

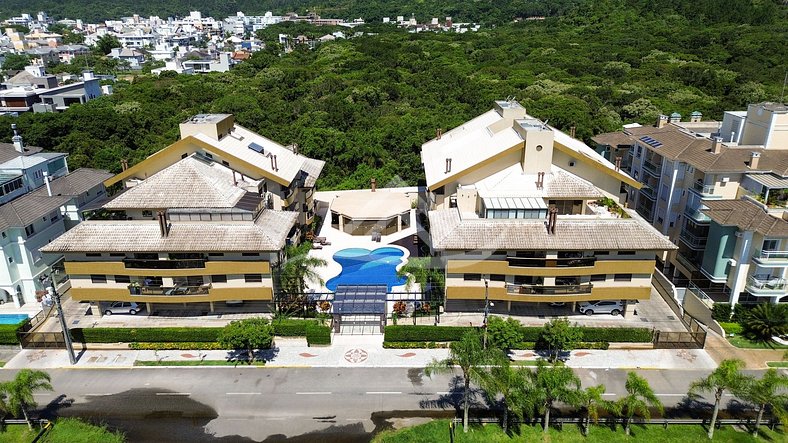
226,392,261,395
436,391,452,395
656,394,685,397
295,391,331,395
156,392,191,396
601,393,617,397
83,393,112,397
33,393,53,397
366,391,402,395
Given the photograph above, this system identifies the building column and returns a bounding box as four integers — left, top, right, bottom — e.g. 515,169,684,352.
145,302,152,314
209,301,215,313
728,230,753,307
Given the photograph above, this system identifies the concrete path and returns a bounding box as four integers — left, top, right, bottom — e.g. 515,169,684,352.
703,329,785,369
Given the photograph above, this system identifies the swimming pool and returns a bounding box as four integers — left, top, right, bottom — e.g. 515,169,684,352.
326,247,407,292
0,314,29,325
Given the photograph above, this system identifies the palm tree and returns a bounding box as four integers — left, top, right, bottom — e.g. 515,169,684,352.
478,349,527,434
741,303,788,345
618,372,663,436
688,358,748,440
278,243,327,313
736,368,788,437
4,369,53,429
425,330,490,433
578,384,619,436
523,360,581,433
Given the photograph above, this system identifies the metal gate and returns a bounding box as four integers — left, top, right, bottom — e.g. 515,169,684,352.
337,315,384,335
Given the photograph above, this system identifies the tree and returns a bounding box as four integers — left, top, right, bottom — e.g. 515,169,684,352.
578,384,619,436
1,369,53,429
279,243,327,296
741,303,788,344
2,54,30,72
618,372,663,436
217,317,274,363
688,358,748,439
478,349,526,434
538,318,581,363
95,34,121,55
523,361,581,433
425,330,490,433
736,368,788,437
486,317,523,352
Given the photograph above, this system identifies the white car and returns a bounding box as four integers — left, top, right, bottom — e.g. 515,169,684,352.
578,300,624,316
103,301,142,316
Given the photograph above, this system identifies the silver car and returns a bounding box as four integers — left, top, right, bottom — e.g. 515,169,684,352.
103,301,142,316
578,300,624,316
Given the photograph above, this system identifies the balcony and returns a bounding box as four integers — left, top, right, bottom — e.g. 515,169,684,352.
639,186,657,201
506,283,593,295
692,181,715,196
123,258,206,269
746,276,787,294
642,159,662,177
752,250,788,266
506,256,596,268
679,230,708,249
129,284,211,296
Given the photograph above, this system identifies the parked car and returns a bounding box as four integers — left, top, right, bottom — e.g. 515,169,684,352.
578,300,624,316
103,301,142,316
548,302,567,307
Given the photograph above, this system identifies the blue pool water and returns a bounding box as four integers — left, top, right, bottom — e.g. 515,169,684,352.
0,314,29,325
326,247,407,292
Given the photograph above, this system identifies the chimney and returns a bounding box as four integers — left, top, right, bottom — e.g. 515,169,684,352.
711,136,723,154
536,171,545,189
43,171,52,196
550,207,557,235
614,156,622,171
436,128,442,140
157,211,169,237
690,111,702,123
669,112,681,124
293,143,298,155
656,114,668,128
545,206,558,235
371,177,377,192
232,170,238,186
445,157,452,173
569,126,576,138
749,152,761,170
121,159,128,171
10,124,23,153
274,155,278,171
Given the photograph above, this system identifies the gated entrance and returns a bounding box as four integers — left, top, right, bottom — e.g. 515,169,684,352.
332,285,387,334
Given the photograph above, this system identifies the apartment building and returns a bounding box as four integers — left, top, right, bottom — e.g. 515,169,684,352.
421,100,676,312
0,67,102,114
593,102,788,304
41,114,323,314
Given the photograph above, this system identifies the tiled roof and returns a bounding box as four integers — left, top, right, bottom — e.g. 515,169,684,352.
301,158,326,188
0,194,70,232
40,209,298,253
429,208,677,251
29,168,112,198
591,132,635,147
544,171,602,199
0,143,44,164
702,199,788,237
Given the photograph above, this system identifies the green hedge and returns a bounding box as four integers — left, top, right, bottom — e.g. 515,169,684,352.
384,325,475,342
305,324,331,346
129,342,225,350
272,319,318,337
71,327,222,343
0,319,31,344
382,341,451,349
384,325,652,344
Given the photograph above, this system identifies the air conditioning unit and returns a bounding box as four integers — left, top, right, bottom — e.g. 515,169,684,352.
735,231,743,238
568,161,576,167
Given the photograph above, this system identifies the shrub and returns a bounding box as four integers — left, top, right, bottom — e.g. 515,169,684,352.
383,325,475,342
305,324,331,346
71,327,222,343
732,303,757,323
719,322,743,335
576,327,653,342
486,317,524,350
129,342,224,350
712,303,733,321
514,341,609,350
272,319,317,336
0,319,28,344
382,341,450,349
218,318,274,362
740,304,788,341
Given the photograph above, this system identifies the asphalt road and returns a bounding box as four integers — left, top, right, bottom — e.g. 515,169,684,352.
0,367,770,442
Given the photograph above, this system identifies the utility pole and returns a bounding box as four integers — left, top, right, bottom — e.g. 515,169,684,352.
482,279,490,349
42,274,76,364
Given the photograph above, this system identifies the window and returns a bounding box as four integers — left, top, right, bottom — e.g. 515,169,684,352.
591,274,606,282
593,251,609,256
490,274,505,282
7,257,12,263
90,275,107,284
211,275,227,283
86,253,101,257
493,250,507,256
109,253,126,257
181,153,188,159
244,274,263,283
24,224,35,237
1,232,5,238
763,239,780,252
463,274,481,281
142,210,153,218
204,152,213,159
208,253,224,257
636,145,642,157
143,276,163,286
115,275,130,284
614,274,632,282
222,160,230,167
242,252,260,257
657,216,664,224
660,184,669,201
449,196,457,208
634,170,639,179
618,251,636,255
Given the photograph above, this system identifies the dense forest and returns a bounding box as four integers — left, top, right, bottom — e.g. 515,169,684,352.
0,0,786,190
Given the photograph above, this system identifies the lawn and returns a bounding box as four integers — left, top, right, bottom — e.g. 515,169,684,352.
372,419,784,443
0,418,124,443
727,335,788,349
134,359,265,366
766,361,788,368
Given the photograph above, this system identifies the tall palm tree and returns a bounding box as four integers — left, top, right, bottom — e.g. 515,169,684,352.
478,349,527,434
523,360,581,433
4,369,53,429
689,358,748,440
736,368,788,437
618,372,663,436
278,243,327,311
425,330,491,433
578,384,619,436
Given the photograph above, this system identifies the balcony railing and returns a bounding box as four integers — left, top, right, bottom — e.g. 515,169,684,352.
639,186,657,201
123,258,206,269
692,181,715,195
505,283,593,295
755,250,788,261
642,160,662,176
746,276,787,292
129,284,211,296
679,230,708,249
506,257,596,268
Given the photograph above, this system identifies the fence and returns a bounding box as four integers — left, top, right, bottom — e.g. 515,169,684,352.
653,314,706,349
17,331,67,349
451,416,782,429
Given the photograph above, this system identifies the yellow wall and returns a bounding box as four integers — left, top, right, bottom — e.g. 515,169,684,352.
446,259,655,277
70,285,273,303
65,260,271,277
445,285,650,302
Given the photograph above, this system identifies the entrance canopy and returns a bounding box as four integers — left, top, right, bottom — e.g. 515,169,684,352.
333,285,387,314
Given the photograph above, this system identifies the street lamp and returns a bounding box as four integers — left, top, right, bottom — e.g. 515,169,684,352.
40,274,76,365
482,279,492,349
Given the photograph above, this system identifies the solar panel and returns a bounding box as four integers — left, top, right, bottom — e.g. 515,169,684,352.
248,142,265,154
639,136,662,148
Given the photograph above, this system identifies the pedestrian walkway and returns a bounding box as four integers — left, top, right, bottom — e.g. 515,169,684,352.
4,340,717,370
703,329,784,369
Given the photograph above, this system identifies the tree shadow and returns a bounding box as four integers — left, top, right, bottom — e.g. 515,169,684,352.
417,375,488,423
37,394,74,420
224,347,280,365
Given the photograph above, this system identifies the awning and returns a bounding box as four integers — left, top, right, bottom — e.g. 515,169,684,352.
746,173,788,190
482,196,547,210
332,285,387,315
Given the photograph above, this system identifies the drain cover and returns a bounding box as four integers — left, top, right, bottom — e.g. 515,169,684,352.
667,315,676,320
640,318,650,322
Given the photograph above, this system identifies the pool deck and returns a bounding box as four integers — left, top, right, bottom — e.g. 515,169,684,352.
308,188,421,294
